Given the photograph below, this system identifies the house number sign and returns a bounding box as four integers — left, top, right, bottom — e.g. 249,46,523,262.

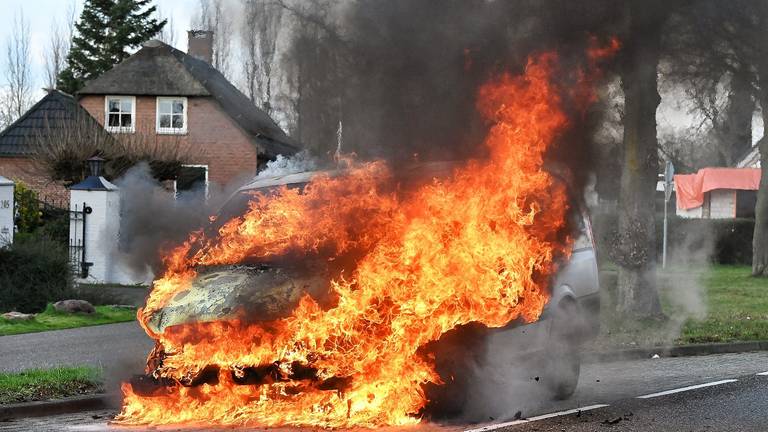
0,200,9,209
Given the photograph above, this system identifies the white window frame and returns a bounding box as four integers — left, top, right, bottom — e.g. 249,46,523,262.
104,96,136,133
174,164,209,200
156,97,188,134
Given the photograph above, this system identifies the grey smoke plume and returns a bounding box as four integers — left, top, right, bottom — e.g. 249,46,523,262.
113,163,247,275
282,0,624,196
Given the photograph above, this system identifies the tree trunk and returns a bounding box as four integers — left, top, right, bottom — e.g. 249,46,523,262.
752,100,768,276
615,3,664,318
722,66,754,166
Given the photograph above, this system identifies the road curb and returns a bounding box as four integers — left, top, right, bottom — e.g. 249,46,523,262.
0,393,117,420
584,340,768,363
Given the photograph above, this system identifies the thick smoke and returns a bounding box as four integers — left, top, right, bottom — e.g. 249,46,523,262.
113,163,248,276
286,0,623,194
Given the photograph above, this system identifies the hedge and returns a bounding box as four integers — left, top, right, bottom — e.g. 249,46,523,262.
591,212,755,266
0,236,73,313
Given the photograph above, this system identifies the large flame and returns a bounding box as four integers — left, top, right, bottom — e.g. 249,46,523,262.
118,45,615,428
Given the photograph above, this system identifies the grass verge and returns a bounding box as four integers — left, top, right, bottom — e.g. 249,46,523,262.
0,304,135,336
0,366,103,404
593,265,768,349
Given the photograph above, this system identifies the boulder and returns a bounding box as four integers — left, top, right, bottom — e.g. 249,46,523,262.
2,311,36,320
53,299,96,314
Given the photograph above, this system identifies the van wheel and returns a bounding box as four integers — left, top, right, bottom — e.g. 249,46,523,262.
542,300,581,400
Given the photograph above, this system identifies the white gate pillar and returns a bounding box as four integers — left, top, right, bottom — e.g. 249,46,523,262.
69,158,120,283
0,176,13,247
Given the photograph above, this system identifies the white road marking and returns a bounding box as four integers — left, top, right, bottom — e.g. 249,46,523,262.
757,371,768,376
636,379,738,399
464,419,529,432
527,404,610,421
463,404,610,432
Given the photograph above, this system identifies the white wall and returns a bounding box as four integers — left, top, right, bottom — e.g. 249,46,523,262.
0,178,13,247
70,189,115,283
676,189,738,219
676,204,703,219
70,182,153,285
709,190,737,219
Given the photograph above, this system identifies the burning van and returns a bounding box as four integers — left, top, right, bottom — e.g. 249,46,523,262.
140,161,599,413
119,50,609,428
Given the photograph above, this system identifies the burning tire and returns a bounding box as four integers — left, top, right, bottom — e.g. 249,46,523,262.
421,322,488,419
541,299,581,400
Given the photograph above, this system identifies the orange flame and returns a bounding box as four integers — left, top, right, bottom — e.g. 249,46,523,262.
117,47,611,428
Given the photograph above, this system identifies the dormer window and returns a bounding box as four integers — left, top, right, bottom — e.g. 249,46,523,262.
157,97,187,134
105,96,135,133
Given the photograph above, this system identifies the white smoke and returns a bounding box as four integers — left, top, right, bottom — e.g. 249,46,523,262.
256,151,319,178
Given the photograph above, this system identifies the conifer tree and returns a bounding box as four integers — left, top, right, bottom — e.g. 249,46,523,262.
58,0,166,94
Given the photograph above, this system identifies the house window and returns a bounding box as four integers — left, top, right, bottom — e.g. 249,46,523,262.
175,165,208,200
156,97,187,134
105,96,135,133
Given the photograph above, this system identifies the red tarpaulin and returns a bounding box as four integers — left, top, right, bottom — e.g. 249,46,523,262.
674,167,761,210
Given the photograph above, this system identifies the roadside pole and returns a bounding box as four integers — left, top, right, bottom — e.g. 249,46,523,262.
663,161,674,269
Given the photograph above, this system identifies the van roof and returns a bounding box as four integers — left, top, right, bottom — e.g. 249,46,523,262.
237,160,574,193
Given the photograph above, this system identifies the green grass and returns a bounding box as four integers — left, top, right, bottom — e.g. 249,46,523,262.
0,304,136,336
594,265,768,348
0,366,103,404
681,265,768,343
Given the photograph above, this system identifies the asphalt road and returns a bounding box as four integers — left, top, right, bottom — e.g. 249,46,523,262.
484,374,768,431
1,351,766,431
0,322,153,376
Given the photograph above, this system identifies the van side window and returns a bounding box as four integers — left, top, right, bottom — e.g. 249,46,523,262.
570,209,592,251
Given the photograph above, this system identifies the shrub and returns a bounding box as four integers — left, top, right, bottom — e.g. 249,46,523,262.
0,236,73,313
13,182,41,233
591,211,755,266
661,217,754,265
36,211,70,245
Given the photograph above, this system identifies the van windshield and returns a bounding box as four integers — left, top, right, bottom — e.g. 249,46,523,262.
214,182,309,227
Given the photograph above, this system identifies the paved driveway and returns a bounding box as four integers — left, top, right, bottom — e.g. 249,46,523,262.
0,322,153,378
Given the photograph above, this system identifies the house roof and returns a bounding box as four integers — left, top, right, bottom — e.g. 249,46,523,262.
70,175,119,191
674,167,761,210
0,90,98,157
79,40,299,158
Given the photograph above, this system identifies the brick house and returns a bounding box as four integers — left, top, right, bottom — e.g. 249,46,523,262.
76,32,298,193
0,32,297,201
0,89,92,203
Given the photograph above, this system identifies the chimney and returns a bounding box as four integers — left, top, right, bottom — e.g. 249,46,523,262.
187,30,214,64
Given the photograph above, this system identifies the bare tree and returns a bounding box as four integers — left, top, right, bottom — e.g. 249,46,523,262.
194,0,234,78
156,6,177,47
43,1,77,91
241,0,284,113
44,22,67,90
666,1,768,276
2,10,33,128
30,116,193,185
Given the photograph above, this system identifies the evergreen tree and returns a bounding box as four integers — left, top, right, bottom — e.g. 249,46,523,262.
58,0,166,94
